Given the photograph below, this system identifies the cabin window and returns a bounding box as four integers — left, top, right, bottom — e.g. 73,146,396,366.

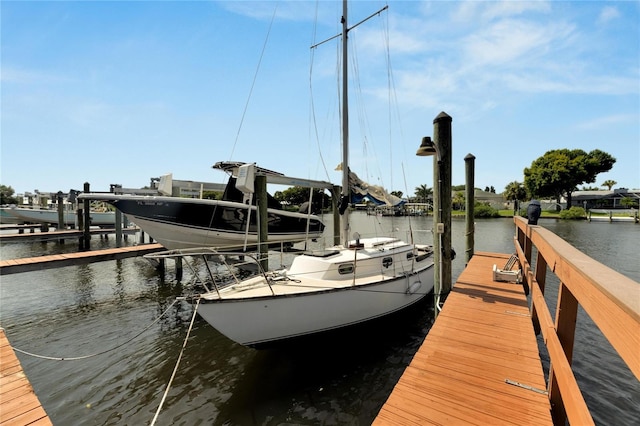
338,263,354,275
382,257,393,268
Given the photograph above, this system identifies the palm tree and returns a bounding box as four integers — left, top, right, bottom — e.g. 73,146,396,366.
503,181,528,214
414,184,432,203
601,180,617,190
452,191,465,210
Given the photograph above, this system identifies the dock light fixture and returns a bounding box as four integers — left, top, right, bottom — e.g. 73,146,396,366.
416,136,440,160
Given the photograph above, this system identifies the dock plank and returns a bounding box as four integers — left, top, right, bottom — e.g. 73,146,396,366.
373,252,552,425
0,243,164,275
0,329,52,426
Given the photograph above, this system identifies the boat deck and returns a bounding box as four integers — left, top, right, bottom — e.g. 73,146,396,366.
374,252,552,425
0,329,52,425
201,264,434,300
203,273,399,299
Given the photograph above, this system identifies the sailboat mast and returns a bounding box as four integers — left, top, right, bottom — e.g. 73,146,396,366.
341,0,350,246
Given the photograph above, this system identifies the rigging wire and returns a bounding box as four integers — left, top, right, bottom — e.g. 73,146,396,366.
309,0,332,184
228,4,278,160
211,4,278,248
8,299,180,361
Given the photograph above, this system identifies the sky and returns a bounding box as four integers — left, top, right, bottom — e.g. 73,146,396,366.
2,0,639,199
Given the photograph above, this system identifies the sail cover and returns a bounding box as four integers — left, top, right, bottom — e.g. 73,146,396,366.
348,169,405,207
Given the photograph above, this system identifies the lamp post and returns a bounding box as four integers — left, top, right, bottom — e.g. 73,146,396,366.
417,112,453,320
416,136,443,319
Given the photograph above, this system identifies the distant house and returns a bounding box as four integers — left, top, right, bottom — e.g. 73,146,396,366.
474,189,505,210
568,188,640,209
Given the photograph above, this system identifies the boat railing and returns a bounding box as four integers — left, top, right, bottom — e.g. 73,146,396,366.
513,216,640,425
145,248,276,297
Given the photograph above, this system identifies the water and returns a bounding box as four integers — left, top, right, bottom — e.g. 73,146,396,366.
1,213,638,425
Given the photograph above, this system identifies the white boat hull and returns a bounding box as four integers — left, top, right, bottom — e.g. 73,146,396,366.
197,269,431,347
128,214,315,250
78,192,325,250
4,207,115,226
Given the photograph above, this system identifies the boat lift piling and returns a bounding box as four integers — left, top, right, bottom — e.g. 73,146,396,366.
56,191,64,242
82,182,91,250
257,174,269,272
332,185,341,245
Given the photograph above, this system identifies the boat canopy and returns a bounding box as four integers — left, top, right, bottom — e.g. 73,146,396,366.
213,161,334,190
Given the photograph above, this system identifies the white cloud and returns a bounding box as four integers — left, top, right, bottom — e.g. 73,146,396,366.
1,66,69,85
480,0,551,21
452,0,551,23
462,19,575,67
597,6,621,26
574,113,639,131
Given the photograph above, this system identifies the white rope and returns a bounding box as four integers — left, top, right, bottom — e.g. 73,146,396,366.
150,297,201,426
10,299,180,361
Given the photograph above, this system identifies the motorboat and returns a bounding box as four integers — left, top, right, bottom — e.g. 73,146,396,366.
2,205,115,227
79,161,329,250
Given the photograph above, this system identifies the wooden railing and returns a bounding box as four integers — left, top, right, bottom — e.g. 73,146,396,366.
513,216,640,425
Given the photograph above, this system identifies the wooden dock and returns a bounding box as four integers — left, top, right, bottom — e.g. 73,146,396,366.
374,251,553,425
0,328,52,426
0,243,164,275
0,227,139,243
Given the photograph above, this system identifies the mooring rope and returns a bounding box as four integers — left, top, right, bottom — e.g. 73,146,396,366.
150,297,201,426
8,298,180,361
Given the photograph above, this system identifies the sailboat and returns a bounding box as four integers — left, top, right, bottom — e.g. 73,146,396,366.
147,1,435,347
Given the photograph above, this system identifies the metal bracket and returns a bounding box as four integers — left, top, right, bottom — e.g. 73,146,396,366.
505,379,548,395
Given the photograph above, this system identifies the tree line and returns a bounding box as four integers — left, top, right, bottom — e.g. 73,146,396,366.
1,149,629,211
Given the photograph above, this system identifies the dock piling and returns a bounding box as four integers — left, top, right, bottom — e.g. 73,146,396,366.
83,182,91,250
464,153,475,264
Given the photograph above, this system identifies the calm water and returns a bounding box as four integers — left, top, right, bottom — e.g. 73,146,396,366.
1,213,638,425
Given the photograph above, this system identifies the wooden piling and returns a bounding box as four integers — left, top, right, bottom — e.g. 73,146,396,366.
333,185,341,245
464,153,475,264
433,112,453,296
175,257,183,280
82,182,91,250
56,191,64,233
115,209,122,248
256,174,268,272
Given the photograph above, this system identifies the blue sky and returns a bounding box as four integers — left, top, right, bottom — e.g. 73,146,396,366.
2,0,639,198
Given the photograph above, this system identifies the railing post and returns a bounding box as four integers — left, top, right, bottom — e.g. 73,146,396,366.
524,226,533,266
531,252,547,335
549,282,579,425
